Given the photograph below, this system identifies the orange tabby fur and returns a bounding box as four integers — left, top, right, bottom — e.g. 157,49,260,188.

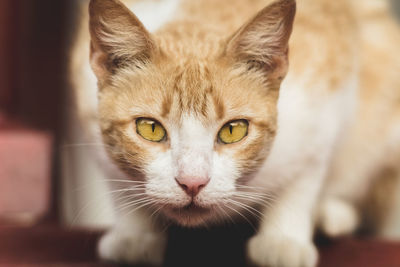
67,0,400,266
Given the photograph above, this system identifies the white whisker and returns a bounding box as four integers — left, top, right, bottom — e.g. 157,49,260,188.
224,203,256,231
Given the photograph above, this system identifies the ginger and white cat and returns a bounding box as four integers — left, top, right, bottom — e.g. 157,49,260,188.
68,0,400,266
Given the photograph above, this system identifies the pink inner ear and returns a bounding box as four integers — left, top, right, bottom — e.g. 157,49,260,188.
89,42,110,80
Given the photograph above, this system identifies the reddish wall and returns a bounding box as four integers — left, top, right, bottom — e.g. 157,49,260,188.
0,0,69,224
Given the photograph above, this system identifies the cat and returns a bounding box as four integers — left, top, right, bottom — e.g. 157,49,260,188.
67,0,400,266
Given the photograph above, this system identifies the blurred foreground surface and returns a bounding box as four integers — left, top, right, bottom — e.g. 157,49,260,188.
1,224,400,267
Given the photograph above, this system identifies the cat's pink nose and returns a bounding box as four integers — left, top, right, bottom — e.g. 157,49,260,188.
175,176,210,197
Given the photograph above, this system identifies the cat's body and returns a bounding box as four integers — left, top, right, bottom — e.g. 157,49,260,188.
68,0,400,266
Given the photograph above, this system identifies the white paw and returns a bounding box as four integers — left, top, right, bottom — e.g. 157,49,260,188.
98,229,166,266
247,232,318,267
318,198,359,237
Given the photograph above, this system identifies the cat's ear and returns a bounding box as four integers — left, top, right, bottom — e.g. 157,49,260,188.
89,0,156,82
225,0,296,79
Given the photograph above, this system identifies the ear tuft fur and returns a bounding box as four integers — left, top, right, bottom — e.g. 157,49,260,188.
226,0,296,77
89,0,155,82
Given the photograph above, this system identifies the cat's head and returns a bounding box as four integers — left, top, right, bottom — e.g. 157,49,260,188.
88,0,295,226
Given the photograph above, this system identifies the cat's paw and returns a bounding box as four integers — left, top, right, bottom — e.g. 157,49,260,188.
98,229,166,266
318,198,359,237
247,232,318,267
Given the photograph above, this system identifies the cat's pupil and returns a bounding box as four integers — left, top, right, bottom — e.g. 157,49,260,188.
229,124,233,134
152,123,155,132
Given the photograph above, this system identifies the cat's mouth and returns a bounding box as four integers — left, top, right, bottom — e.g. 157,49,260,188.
170,201,210,215
163,201,213,226
182,202,209,213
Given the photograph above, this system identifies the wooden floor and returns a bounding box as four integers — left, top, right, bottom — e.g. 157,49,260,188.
1,224,400,267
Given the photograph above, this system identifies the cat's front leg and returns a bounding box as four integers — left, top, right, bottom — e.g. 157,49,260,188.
247,167,325,267
98,210,167,266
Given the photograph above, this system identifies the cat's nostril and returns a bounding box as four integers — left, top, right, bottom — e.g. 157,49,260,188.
180,183,188,191
175,176,210,197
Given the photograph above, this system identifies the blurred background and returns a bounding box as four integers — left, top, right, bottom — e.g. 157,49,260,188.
0,0,68,225
0,0,400,266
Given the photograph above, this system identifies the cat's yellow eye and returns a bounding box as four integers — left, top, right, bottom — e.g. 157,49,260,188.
218,120,248,144
136,118,166,142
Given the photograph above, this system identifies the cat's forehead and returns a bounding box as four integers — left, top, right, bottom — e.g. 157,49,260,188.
107,54,273,128
156,26,224,59
161,61,223,123
159,61,273,127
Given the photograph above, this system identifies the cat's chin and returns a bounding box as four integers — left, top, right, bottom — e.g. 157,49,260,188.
162,203,215,227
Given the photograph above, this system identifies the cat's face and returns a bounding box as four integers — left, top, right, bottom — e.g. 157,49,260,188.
89,0,295,226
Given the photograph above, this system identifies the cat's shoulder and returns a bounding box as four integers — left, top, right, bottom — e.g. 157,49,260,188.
124,0,180,33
